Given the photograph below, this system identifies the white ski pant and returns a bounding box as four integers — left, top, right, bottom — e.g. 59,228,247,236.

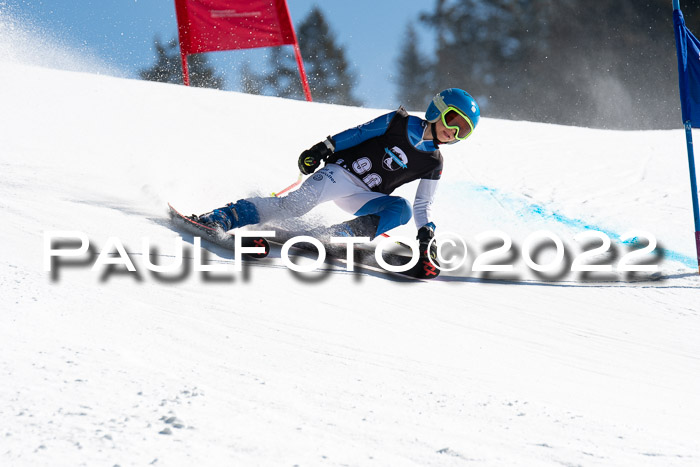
248,164,412,233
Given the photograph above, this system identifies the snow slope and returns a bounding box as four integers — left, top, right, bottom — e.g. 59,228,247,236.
1,27,700,467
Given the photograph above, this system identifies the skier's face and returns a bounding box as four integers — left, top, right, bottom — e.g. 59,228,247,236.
434,117,458,144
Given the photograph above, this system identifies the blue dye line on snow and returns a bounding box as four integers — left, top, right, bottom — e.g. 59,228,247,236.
469,184,696,269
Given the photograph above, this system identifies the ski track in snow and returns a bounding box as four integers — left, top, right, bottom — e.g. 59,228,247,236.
1,35,699,467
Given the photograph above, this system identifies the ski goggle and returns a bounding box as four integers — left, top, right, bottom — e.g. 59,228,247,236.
441,107,474,141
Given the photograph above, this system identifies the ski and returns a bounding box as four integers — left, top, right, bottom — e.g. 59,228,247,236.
168,203,270,258
265,228,440,280
169,204,437,279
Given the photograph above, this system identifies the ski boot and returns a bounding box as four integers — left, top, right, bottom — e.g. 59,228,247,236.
327,214,381,239
195,200,260,232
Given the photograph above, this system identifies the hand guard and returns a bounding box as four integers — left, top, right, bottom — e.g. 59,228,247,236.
298,137,335,175
417,223,438,261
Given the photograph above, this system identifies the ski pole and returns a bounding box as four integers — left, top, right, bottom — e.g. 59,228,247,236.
272,173,303,197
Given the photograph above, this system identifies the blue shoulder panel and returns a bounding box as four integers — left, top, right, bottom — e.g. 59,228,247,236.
332,112,437,152
332,112,396,151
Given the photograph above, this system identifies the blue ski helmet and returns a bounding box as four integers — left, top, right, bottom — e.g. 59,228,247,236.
425,88,480,134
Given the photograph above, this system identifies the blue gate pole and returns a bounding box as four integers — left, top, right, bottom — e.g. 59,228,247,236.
683,121,700,273
674,0,700,273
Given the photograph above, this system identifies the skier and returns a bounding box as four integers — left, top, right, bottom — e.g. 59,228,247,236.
195,88,480,264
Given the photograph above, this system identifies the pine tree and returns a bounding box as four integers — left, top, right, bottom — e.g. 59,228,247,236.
139,37,180,84
186,52,225,89
239,62,263,95
253,7,362,106
395,23,433,111
263,47,306,99
297,6,362,106
420,0,549,115
417,0,700,129
139,36,225,89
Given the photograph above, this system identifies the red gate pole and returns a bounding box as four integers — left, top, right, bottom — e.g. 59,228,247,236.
174,0,190,86
281,0,312,102
293,42,312,102
180,51,190,86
